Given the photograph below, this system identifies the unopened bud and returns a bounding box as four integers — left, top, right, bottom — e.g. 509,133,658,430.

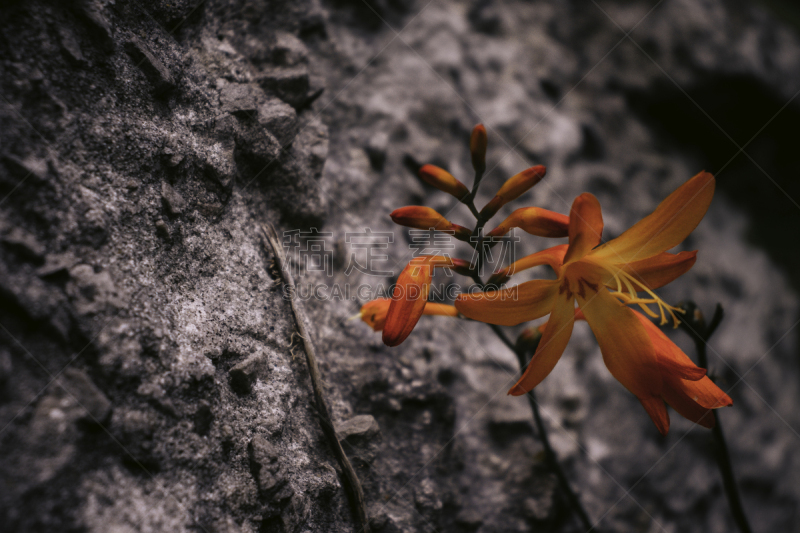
390,206,472,241
480,165,547,219
449,258,474,277
515,326,543,355
418,165,470,201
487,269,511,286
470,124,488,173
486,207,569,239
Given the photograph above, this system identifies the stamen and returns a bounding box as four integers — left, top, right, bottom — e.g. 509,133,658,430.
605,267,685,327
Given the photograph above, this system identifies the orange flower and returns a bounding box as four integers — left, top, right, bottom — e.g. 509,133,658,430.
383,255,461,346
359,298,458,332
456,171,730,433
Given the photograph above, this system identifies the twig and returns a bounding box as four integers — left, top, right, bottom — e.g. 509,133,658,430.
678,302,752,533
260,224,371,533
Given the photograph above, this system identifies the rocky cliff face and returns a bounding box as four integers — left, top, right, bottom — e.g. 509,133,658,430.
1,1,799,532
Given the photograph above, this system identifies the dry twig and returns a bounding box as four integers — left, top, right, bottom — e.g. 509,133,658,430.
260,224,371,533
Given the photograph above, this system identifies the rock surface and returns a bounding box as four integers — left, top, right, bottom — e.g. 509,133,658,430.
1,1,799,532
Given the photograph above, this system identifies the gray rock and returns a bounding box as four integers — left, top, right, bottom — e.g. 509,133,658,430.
57,25,85,64
336,414,381,444
219,82,263,116
60,367,112,423
2,226,46,263
124,37,176,94
201,138,238,191
1,153,48,183
76,0,114,52
272,31,309,67
37,253,79,280
160,181,187,216
258,98,298,148
248,436,289,498
229,351,268,395
257,67,310,108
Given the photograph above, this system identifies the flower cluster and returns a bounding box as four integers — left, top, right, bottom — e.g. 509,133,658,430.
358,124,731,435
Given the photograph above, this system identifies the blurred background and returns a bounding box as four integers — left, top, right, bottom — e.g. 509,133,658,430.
1,1,798,532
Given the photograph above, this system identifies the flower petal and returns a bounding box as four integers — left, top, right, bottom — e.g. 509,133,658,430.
455,279,559,326
564,193,604,264
382,259,435,346
639,396,670,435
591,171,715,263
610,251,697,291
488,244,568,285
672,375,733,410
633,310,707,380
662,376,732,428
508,290,575,395
578,287,663,398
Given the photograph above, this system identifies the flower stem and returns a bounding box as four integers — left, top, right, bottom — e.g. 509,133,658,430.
515,342,594,531
467,280,592,530
679,303,753,533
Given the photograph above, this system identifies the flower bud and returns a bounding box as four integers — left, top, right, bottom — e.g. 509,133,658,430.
383,255,460,346
480,165,546,219
487,270,511,287
470,124,488,173
449,258,475,277
390,206,472,241
360,298,392,331
486,207,569,239
418,165,471,201
515,326,543,355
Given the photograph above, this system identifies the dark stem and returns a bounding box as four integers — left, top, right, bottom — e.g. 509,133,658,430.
515,345,594,532
680,303,752,533
469,280,592,530
462,179,591,530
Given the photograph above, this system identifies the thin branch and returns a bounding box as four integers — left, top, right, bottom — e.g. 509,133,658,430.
261,224,371,533
678,302,752,533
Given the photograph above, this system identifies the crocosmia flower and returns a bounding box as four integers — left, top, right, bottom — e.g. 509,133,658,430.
456,171,732,433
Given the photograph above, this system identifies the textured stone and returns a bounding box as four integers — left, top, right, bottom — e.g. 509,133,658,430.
248,436,289,499
2,226,46,263
336,414,381,444
60,367,112,423
124,37,176,94
219,82,262,116
258,98,298,147
229,351,268,395
257,67,310,108
160,181,187,216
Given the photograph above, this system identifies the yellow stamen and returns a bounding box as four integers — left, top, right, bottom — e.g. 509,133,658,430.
605,267,684,327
